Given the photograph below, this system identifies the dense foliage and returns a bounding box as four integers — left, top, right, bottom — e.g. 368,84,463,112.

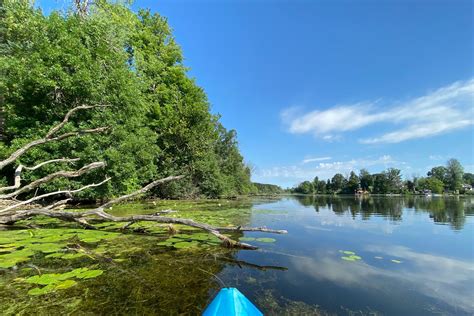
0,0,255,199
252,183,283,195
292,159,472,195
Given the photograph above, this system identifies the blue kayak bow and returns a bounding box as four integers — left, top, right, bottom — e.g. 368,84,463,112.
203,288,263,316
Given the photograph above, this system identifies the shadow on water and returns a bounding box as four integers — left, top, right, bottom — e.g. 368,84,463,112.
293,195,474,230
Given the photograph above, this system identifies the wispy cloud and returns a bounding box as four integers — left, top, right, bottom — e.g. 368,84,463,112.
302,156,332,164
282,79,474,144
254,155,400,187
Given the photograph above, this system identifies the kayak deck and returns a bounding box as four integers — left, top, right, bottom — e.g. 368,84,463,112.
203,288,263,316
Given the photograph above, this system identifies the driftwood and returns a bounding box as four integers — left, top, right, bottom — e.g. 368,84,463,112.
0,104,287,249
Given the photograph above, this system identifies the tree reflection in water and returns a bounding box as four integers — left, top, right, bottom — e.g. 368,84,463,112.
293,195,473,230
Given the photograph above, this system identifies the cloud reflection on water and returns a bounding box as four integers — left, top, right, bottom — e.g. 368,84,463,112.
290,245,474,313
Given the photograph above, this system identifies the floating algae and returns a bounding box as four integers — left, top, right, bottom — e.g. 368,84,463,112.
339,250,362,262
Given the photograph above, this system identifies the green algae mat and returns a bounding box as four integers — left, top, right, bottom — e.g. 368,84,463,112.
0,199,283,314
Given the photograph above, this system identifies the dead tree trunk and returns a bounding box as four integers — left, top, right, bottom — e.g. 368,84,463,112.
0,105,287,249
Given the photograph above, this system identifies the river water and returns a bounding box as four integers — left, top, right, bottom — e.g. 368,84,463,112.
1,195,473,315
225,195,474,315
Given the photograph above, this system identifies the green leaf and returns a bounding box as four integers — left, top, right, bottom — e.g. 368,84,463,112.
55,280,77,290
238,237,256,242
75,269,104,279
255,238,276,243
28,285,56,296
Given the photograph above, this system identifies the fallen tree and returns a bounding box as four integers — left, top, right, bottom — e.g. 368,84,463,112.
0,105,287,249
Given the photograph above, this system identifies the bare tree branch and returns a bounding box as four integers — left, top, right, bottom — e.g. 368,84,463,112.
0,208,286,250
23,158,81,171
44,198,72,210
93,175,186,211
0,161,105,199
45,105,109,138
0,127,108,171
0,177,111,214
0,104,109,171
0,103,287,250
0,175,287,249
0,158,81,193
0,165,23,193
216,226,287,234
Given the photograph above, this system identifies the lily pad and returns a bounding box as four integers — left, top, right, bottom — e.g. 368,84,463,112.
45,253,65,259
173,241,199,249
75,269,103,279
26,273,64,285
341,256,357,261
0,248,35,268
340,250,356,255
26,243,65,253
341,254,362,261
255,238,276,243
0,257,30,268
61,253,85,260
28,285,56,296
238,237,256,242
157,241,174,247
27,280,77,296
55,279,77,290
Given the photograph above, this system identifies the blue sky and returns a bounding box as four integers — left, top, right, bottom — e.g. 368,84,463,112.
38,0,473,188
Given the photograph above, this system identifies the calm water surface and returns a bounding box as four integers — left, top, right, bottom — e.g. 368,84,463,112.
230,195,474,315
1,195,473,315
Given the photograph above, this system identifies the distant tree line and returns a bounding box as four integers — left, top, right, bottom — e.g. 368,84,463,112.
293,194,471,230
252,183,283,195
291,158,473,195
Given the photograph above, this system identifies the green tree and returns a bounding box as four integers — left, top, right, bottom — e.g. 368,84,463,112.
359,169,373,192
316,180,327,194
0,0,252,199
253,183,283,194
294,181,314,195
426,177,444,194
345,171,360,193
373,173,389,194
446,158,464,192
312,176,319,193
427,166,447,183
405,178,416,193
331,173,345,193
417,177,445,194
385,168,402,193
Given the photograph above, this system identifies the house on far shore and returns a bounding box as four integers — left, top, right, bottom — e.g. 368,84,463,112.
355,189,369,195
462,184,473,191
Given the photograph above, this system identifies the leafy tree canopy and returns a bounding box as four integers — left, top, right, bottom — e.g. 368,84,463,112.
0,0,253,199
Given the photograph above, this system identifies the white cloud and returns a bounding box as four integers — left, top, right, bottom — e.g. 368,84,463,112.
282,79,474,144
301,156,332,164
254,155,400,187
